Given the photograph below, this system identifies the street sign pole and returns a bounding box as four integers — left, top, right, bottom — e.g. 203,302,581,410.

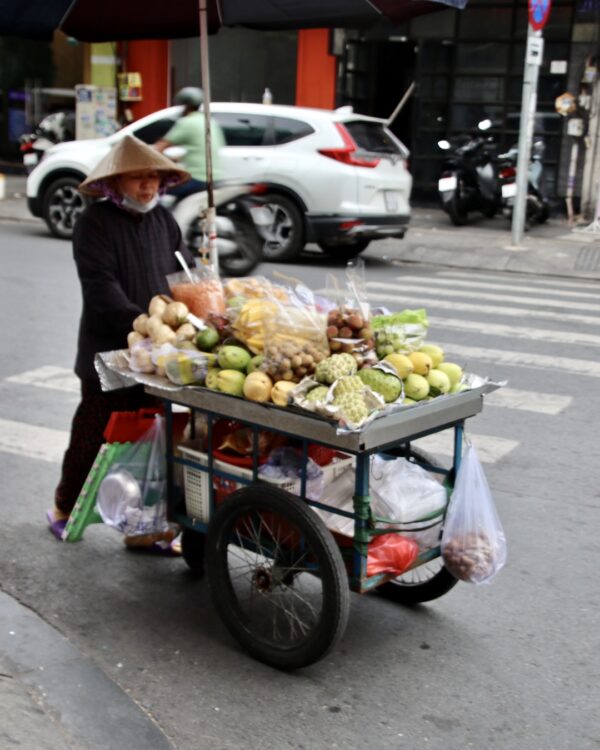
511,24,543,247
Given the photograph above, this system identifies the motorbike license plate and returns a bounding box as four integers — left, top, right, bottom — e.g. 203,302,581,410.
502,183,517,198
438,175,457,193
384,190,398,212
249,205,272,227
23,153,38,167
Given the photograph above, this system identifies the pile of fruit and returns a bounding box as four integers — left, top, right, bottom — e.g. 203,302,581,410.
123,279,468,431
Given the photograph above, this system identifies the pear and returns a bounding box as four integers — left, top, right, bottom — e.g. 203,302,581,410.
427,369,451,396
383,352,414,379
408,351,433,376
418,344,444,368
217,369,246,397
271,380,296,407
404,373,430,401
437,362,463,386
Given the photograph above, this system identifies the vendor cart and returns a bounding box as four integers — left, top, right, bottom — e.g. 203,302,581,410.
144,380,498,670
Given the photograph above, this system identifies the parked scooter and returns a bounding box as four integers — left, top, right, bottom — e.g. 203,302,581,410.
496,139,549,226
161,183,270,277
19,111,75,173
437,119,502,226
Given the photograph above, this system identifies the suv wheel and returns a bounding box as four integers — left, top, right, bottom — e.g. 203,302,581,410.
43,176,87,239
261,194,304,262
318,238,370,261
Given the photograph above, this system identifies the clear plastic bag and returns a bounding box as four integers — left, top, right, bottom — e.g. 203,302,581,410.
166,267,226,319
441,443,507,584
258,447,324,501
97,415,174,538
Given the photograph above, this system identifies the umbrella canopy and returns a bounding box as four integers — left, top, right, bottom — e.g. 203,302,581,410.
0,0,467,41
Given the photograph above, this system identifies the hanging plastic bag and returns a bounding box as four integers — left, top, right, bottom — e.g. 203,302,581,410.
441,443,507,584
366,533,419,576
97,415,174,539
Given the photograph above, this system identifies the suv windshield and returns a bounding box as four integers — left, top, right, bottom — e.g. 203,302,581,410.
345,121,406,156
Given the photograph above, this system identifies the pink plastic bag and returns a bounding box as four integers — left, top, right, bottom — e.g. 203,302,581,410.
367,533,419,576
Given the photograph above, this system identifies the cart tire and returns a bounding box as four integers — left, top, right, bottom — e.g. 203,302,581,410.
181,528,206,577
376,561,458,605
377,447,458,604
206,485,350,670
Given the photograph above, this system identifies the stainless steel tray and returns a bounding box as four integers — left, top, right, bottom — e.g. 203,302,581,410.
145,381,499,454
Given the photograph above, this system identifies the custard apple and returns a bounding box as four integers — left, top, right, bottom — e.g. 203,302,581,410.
305,385,329,403
333,375,364,398
315,353,358,385
334,391,369,424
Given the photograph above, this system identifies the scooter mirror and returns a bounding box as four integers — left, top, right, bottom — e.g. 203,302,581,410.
437,140,451,150
478,119,492,131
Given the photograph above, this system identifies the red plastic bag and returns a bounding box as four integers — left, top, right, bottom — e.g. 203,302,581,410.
367,533,419,576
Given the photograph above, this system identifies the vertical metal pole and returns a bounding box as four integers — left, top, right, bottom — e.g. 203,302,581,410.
198,0,218,272
565,139,580,225
511,26,543,247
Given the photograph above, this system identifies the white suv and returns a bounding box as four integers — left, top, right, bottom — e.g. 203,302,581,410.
27,102,412,262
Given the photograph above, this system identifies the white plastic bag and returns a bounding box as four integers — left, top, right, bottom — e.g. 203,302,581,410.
441,443,507,584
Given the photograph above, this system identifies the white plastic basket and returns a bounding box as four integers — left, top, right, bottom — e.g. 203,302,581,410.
178,442,353,522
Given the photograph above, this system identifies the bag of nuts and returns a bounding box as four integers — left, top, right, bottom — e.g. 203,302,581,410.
441,442,507,584
261,296,329,383
324,263,377,368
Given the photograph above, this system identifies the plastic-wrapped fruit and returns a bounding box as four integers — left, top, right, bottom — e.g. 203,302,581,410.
357,368,402,403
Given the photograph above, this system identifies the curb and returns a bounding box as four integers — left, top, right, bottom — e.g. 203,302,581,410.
0,591,173,750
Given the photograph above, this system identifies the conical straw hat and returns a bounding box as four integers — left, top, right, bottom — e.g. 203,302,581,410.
79,134,190,196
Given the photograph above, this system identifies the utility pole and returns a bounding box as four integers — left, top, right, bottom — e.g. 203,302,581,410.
511,25,543,247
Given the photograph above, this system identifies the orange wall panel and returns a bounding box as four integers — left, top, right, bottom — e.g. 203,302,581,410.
296,29,336,110
123,40,169,119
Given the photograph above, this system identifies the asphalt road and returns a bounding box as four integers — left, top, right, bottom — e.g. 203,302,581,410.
1,220,599,750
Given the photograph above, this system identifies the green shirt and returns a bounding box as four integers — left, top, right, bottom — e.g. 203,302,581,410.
164,111,225,181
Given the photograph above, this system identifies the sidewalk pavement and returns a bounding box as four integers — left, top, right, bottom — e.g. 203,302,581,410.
0,171,598,746
2,174,599,280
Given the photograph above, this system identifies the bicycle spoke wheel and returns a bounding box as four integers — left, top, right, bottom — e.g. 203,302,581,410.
206,486,349,670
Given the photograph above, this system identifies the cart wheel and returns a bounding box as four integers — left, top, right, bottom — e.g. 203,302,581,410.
206,485,350,670
376,559,458,605
181,528,206,577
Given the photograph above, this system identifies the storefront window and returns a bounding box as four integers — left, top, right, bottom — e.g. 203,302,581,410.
454,77,505,102
458,8,512,39
456,43,509,72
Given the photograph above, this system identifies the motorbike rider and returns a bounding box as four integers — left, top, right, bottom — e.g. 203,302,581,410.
154,86,226,200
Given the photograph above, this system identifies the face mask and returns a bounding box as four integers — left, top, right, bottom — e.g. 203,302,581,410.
121,194,159,214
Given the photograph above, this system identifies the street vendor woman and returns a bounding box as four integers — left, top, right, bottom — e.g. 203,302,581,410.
47,135,195,550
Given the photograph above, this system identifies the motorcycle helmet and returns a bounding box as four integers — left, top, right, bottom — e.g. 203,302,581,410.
175,87,204,109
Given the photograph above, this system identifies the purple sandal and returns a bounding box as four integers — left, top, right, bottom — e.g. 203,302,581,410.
46,509,68,541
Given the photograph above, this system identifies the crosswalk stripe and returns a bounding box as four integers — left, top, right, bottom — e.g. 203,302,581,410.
365,290,600,327
428,315,600,347
413,432,518,464
368,281,600,313
0,417,68,464
443,342,600,378
6,365,79,394
483,388,571,414
435,269,600,292
393,274,600,301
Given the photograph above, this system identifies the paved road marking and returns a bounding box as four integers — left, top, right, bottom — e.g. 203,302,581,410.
368,280,600,313
434,269,600,292
6,365,79,394
0,417,68,464
428,315,600,347
393,273,600,301
483,387,571,414
413,432,518,464
443,342,600,378
365,289,600,327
